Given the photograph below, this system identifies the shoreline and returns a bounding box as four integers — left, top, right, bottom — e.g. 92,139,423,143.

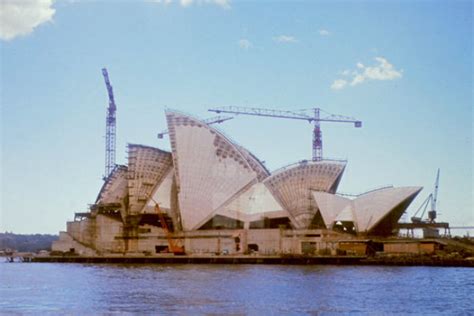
21,255,474,267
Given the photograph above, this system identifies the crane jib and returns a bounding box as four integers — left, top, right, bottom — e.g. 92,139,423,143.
208,106,362,161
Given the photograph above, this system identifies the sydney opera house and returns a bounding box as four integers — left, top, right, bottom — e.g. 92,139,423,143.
53,110,422,256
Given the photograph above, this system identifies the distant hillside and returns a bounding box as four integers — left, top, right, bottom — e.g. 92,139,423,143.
0,233,58,252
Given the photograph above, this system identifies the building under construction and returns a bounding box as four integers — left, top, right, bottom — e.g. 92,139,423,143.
52,109,430,257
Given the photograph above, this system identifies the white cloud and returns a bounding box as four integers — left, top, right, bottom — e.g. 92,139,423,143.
274,35,298,43
350,57,402,86
351,74,365,86
0,0,55,41
319,29,330,36
150,0,173,4
331,57,403,90
331,79,347,90
238,38,252,50
151,0,230,8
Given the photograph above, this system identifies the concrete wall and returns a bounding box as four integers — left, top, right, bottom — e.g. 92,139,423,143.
383,242,437,254
338,242,368,255
94,215,125,253
67,220,95,247
247,229,281,255
57,220,399,257
419,243,436,254
52,232,97,256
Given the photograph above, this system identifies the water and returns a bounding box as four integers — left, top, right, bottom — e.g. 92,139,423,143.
1,263,473,315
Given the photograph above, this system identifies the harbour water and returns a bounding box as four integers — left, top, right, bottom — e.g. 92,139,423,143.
1,263,473,314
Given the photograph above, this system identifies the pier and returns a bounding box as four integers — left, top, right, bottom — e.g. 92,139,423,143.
27,254,474,267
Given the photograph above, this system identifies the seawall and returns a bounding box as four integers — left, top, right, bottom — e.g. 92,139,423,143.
29,255,474,267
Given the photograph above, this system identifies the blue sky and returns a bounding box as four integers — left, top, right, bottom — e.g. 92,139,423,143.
1,0,472,234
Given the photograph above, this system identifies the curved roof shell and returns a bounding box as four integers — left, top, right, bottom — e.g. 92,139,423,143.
211,182,286,225
263,160,346,228
127,144,173,214
142,168,174,213
353,186,422,234
95,165,128,205
312,191,351,228
236,145,270,181
335,203,356,223
166,111,266,230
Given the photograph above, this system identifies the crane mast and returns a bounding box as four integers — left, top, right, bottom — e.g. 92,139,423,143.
102,68,117,180
428,168,440,223
208,106,362,161
313,108,322,161
411,168,441,224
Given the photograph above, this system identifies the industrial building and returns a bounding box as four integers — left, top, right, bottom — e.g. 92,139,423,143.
52,110,423,256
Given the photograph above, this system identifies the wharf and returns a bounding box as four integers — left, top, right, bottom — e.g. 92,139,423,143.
30,254,474,267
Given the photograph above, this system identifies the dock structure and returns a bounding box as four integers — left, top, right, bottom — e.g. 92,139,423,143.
28,253,474,267
398,222,451,238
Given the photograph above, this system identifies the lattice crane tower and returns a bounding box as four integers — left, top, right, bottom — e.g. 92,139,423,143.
102,68,117,180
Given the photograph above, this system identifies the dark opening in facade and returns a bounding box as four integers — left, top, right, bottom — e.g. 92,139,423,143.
333,221,356,235
249,217,291,229
248,244,259,252
308,211,326,229
155,245,168,253
198,215,244,230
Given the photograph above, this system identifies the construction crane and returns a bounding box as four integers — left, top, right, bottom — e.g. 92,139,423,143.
411,169,440,224
148,195,185,255
102,68,117,180
208,106,362,161
157,115,234,139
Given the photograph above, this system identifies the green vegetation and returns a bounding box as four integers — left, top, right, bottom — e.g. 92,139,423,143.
0,232,58,253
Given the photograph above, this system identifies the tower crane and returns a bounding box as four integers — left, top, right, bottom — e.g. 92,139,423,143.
208,106,362,161
411,169,440,224
157,115,234,139
102,68,117,180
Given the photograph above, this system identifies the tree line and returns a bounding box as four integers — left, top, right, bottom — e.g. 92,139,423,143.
0,232,58,253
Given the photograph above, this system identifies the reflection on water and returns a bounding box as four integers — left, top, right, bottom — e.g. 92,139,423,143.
1,263,473,314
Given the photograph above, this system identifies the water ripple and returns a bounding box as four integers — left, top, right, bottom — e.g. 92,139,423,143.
1,263,473,314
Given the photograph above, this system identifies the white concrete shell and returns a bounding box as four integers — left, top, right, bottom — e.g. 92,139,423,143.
263,160,346,228
211,182,286,225
220,182,284,216
142,169,174,213
353,186,422,234
237,146,270,182
95,165,128,205
166,111,264,230
127,144,173,214
312,191,351,229
335,203,356,222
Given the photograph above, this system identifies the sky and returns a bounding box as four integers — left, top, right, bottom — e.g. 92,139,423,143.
1,0,472,234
